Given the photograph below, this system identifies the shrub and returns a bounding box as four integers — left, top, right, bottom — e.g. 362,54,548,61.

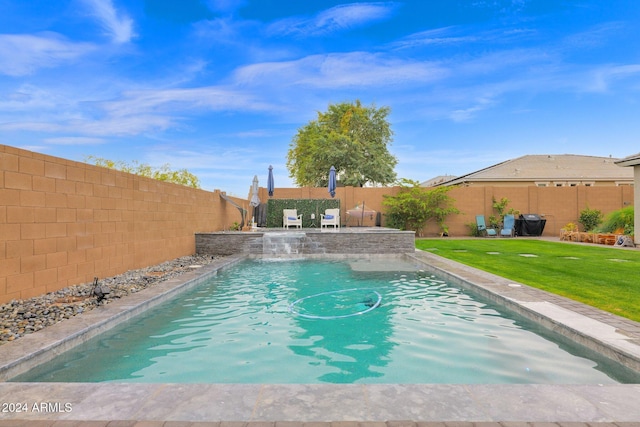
467,222,483,237
488,197,520,229
492,197,520,217
85,155,201,188
578,207,603,232
599,206,634,235
561,222,578,232
488,215,500,230
383,179,460,236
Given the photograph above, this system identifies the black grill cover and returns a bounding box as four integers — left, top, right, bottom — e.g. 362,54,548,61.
517,214,546,236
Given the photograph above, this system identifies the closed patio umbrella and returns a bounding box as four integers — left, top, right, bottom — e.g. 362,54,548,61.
250,175,260,207
267,165,274,197
328,166,337,198
250,175,260,228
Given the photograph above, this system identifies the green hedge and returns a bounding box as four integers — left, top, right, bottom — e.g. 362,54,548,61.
266,199,340,228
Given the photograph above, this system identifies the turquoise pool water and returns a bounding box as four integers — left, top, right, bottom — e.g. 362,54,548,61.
13,258,640,384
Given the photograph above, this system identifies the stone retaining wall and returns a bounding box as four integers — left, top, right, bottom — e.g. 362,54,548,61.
195,229,416,256
195,232,264,256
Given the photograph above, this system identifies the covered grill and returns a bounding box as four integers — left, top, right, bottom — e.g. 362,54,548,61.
516,214,546,236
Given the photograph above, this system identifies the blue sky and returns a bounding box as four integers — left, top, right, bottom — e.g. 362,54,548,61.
1,0,640,196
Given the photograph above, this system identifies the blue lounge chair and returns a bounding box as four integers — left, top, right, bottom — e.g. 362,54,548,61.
501,214,515,237
476,215,497,237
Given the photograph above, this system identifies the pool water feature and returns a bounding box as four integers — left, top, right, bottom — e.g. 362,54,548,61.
262,232,313,255
13,258,640,384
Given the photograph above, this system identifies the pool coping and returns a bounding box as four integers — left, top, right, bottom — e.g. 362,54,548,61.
1,251,639,423
0,254,248,381
408,250,640,373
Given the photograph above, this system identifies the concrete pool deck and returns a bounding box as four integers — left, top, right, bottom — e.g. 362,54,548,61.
1,247,640,425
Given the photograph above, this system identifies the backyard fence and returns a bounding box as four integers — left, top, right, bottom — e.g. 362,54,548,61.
0,145,245,303
1,144,634,303
259,184,633,237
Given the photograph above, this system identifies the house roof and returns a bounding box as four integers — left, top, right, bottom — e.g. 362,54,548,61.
420,174,458,187
615,152,640,167
436,154,634,186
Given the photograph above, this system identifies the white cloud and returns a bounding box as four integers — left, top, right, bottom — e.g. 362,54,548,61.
73,114,178,136
195,16,257,45
268,2,399,37
0,84,279,138
562,21,625,50
0,112,175,136
0,33,95,76
449,101,493,122
588,64,640,93
81,0,136,44
99,86,275,118
390,24,541,51
390,27,480,50
0,84,62,110
0,120,66,133
145,146,258,171
43,136,106,145
233,52,446,88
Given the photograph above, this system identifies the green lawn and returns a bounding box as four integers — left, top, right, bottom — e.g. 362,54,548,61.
415,239,640,322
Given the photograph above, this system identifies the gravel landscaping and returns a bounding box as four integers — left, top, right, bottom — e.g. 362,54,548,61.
0,255,220,344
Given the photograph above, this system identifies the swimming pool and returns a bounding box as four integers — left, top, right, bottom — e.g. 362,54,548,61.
12,257,640,384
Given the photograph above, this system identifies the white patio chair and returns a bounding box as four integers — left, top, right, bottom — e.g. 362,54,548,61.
283,209,302,229
321,208,340,229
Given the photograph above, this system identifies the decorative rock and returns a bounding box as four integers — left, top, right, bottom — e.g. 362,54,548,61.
0,255,220,344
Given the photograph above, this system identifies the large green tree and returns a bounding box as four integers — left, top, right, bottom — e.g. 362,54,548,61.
286,100,397,187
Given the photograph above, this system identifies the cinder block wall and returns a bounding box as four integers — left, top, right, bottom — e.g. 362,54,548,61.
2,144,634,303
0,145,245,303
262,184,633,237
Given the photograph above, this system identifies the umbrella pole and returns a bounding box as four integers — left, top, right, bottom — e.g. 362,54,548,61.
362,200,365,226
